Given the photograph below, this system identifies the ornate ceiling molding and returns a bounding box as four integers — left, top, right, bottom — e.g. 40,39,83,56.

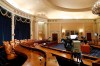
45,0,93,12
1,0,32,18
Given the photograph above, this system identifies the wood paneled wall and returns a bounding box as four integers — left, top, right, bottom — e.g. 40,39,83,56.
47,19,96,42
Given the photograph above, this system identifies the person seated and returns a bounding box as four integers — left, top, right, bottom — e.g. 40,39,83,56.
65,37,73,51
61,38,66,44
81,36,87,44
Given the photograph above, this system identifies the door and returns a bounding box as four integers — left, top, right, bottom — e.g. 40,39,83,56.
87,33,92,41
52,33,58,42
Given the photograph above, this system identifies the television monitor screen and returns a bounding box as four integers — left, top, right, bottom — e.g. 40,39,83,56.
70,35,78,40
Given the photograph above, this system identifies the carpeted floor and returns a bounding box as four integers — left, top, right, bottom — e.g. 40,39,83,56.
50,43,66,50
51,43,100,58
90,48,100,57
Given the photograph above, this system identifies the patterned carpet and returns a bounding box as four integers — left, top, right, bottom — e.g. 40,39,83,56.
50,43,66,50
51,43,100,58
90,48,100,58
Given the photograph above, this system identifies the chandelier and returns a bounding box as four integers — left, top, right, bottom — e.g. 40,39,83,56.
92,0,100,16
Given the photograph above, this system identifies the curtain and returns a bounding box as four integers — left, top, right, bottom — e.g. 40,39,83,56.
0,6,12,45
14,15,30,40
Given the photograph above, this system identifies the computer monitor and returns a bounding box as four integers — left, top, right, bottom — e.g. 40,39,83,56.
70,35,78,40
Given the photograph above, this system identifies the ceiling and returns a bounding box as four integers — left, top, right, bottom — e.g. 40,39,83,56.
5,0,99,19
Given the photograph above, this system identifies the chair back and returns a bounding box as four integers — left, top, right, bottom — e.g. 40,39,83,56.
3,41,17,60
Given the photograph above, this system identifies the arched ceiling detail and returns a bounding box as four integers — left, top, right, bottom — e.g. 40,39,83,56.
45,0,97,12
5,0,99,19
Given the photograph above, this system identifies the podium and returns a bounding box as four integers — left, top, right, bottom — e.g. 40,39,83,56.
72,40,82,63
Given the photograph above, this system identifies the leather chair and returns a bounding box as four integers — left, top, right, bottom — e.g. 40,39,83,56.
10,41,15,49
3,41,17,60
81,44,90,54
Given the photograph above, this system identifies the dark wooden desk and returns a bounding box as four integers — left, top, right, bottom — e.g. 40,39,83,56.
32,45,100,66
14,44,100,66
14,44,59,66
14,45,46,66
91,45,100,49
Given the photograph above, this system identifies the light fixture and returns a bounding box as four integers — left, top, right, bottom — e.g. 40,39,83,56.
62,29,65,33
79,29,84,35
62,29,65,37
79,29,83,33
92,0,100,16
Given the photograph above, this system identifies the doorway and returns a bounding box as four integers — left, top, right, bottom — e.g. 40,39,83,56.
87,33,92,41
52,33,58,42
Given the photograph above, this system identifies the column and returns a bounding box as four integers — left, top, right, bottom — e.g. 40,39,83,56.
35,22,39,40
30,17,33,39
44,22,47,39
11,14,15,41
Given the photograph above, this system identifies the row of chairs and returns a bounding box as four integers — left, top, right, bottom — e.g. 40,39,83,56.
3,39,34,60
89,40,100,46
3,41,17,60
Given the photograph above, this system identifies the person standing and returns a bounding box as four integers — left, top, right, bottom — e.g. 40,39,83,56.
65,37,73,51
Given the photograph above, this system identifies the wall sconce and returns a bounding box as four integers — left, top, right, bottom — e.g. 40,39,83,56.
62,29,65,37
62,29,65,33
79,29,83,35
